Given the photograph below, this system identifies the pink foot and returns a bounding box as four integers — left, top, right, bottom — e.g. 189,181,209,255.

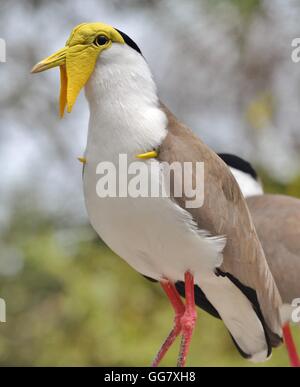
152,272,197,368
177,272,197,367
152,281,185,367
283,324,300,367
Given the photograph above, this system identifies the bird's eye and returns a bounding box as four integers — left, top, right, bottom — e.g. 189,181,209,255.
94,35,109,46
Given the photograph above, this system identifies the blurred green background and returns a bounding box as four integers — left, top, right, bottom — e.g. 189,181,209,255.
0,0,300,366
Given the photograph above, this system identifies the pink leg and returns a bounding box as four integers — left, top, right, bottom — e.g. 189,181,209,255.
152,281,185,367
177,272,197,367
283,324,300,367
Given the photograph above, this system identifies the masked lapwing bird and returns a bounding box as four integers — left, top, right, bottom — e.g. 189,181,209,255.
32,23,283,366
217,153,300,367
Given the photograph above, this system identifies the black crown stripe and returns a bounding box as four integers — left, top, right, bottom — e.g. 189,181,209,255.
115,28,142,55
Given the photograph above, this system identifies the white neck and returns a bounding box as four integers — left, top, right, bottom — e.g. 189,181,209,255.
84,44,167,161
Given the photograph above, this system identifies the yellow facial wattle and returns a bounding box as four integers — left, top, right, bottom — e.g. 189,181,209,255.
31,23,125,117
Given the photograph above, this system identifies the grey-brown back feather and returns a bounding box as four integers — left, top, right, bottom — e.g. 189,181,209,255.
247,194,300,304
158,105,283,343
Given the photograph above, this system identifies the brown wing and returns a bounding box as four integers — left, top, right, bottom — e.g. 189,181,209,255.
247,194,300,304
158,106,282,340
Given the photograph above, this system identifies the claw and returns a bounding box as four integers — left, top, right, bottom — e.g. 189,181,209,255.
78,156,87,164
136,151,158,160
152,272,197,367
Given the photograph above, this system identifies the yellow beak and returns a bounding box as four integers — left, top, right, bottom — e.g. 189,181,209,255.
31,47,70,117
31,47,67,74
31,44,100,117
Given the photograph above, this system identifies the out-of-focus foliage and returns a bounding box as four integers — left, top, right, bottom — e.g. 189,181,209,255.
1,0,300,366
211,0,261,18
